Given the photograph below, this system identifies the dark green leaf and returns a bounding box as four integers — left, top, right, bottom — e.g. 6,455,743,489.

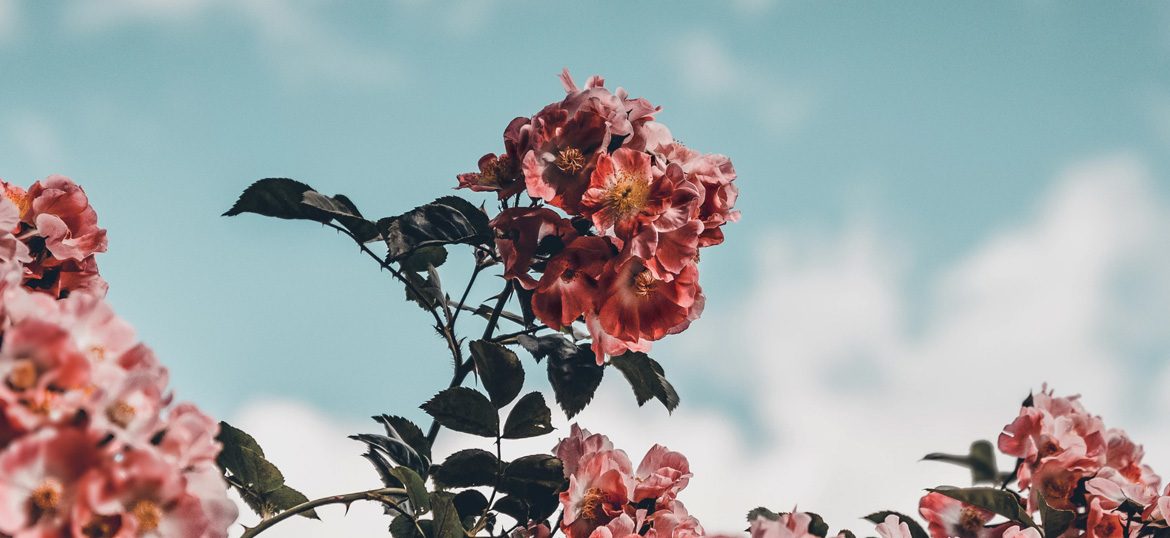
390,515,425,538
216,422,284,493
453,490,489,530
430,491,465,538
223,178,331,221
350,433,428,480
361,449,400,489
389,467,430,515
400,246,449,272
433,449,503,489
492,496,529,524
609,352,679,412
502,392,554,439
747,507,780,521
923,441,999,484
838,532,856,538
469,340,525,408
237,484,319,521
864,512,929,538
499,455,564,497
545,341,603,421
928,487,1035,528
380,196,491,261
806,512,830,537
374,415,432,474
420,387,499,437
1038,493,1074,538
403,269,442,311
301,191,380,242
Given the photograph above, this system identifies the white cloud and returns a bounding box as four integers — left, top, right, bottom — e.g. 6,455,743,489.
227,154,1170,536
0,0,19,42
63,0,403,89
669,33,814,135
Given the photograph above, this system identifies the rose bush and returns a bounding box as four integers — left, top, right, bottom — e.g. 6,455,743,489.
2,71,1159,538
0,177,236,537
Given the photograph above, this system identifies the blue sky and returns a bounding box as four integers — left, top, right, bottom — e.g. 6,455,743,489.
2,1,1170,534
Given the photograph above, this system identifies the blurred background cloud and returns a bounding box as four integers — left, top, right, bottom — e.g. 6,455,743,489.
1,2,1168,536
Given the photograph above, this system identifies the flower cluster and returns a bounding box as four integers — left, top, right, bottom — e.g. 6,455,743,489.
541,424,702,538
458,70,738,363
748,510,1042,538
911,385,1167,538
0,177,235,537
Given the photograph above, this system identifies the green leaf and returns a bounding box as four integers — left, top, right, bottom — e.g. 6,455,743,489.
433,449,502,488
420,387,499,437
838,531,856,538
928,487,1036,529
223,178,331,221
520,336,605,418
380,196,492,261
1038,493,1074,538
492,496,530,524
237,484,320,521
216,422,320,521
400,246,449,272
923,441,999,484
301,191,380,242
390,514,425,538
216,422,284,493
389,467,430,515
499,455,564,497
864,512,929,538
805,512,830,537
453,490,489,530
609,352,679,412
469,340,525,408
430,491,466,538
747,507,780,521
502,392,554,439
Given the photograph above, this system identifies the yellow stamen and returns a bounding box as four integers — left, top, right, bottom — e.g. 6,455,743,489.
603,171,650,221
106,401,137,429
554,148,585,174
7,359,37,391
131,499,162,532
31,479,63,511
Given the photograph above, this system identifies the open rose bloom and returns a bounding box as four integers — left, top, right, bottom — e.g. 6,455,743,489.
458,70,738,364
0,177,235,537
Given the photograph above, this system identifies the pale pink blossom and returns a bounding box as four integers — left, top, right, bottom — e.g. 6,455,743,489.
0,428,103,536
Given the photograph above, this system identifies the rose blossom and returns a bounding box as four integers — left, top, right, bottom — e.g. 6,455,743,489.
531,236,615,329
491,207,577,288
560,448,633,538
0,428,103,536
918,491,994,538
595,256,700,345
750,511,821,538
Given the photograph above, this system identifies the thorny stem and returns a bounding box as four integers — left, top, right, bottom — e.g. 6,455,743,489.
239,487,409,538
426,280,516,446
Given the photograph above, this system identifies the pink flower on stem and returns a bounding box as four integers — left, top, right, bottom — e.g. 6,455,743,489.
918,491,995,538
0,428,103,536
555,424,615,478
75,447,211,538
633,444,691,505
560,449,633,538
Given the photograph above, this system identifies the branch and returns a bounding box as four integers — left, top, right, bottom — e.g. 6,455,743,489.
239,487,408,538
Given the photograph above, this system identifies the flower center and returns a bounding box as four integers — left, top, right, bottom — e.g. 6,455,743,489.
554,148,585,174
81,515,121,538
89,345,107,362
31,478,63,511
603,172,649,221
579,487,608,523
7,359,38,391
634,270,658,297
131,499,163,533
3,184,30,221
956,506,984,537
107,400,137,429
561,268,577,282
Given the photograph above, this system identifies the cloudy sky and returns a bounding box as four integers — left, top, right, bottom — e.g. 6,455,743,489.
2,1,1170,536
